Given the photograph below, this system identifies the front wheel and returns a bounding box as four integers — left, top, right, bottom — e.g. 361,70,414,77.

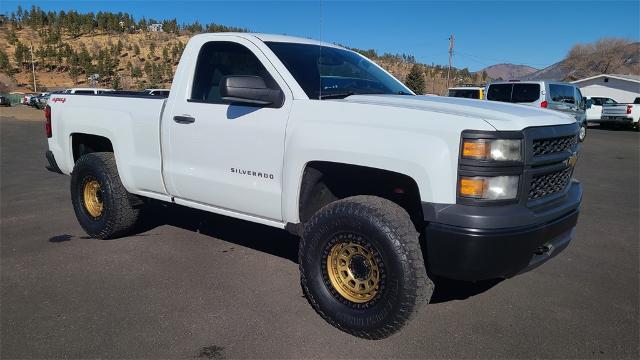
579,123,587,142
70,152,141,239
299,196,433,339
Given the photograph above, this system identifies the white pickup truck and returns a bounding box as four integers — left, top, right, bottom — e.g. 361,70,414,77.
599,97,640,131
45,33,582,339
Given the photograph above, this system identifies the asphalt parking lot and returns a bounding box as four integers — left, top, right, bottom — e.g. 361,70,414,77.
1,108,638,359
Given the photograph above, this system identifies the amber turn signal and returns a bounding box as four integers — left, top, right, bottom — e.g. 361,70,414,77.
462,139,490,159
459,177,486,198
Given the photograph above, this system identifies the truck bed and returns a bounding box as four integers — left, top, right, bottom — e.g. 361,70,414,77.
48,93,168,197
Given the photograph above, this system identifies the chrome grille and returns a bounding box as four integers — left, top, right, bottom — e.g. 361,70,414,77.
533,135,577,157
529,167,572,200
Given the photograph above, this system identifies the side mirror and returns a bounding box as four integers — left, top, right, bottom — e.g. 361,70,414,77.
220,75,283,107
583,97,592,109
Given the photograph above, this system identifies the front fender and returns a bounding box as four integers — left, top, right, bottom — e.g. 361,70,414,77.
281,100,493,223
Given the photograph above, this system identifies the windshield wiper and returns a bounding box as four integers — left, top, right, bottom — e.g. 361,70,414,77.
319,91,412,99
319,92,355,100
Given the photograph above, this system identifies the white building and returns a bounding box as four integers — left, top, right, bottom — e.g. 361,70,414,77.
571,74,640,103
147,23,163,32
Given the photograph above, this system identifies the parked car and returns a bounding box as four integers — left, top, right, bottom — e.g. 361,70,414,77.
585,96,618,122
22,94,37,105
32,93,50,109
61,88,115,95
486,81,589,141
0,95,11,106
447,86,484,99
44,33,582,339
599,97,640,131
143,89,170,97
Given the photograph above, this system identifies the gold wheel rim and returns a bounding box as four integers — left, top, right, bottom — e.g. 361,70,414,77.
83,180,103,218
326,241,381,303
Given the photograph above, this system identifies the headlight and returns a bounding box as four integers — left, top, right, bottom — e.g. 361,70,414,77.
459,175,519,200
462,139,522,161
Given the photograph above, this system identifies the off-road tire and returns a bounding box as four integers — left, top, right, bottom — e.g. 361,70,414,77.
299,195,433,339
71,152,140,239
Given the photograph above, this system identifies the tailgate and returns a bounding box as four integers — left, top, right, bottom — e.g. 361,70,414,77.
602,104,630,116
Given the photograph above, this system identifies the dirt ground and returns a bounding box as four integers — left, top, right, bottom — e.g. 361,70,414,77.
0,105,46,122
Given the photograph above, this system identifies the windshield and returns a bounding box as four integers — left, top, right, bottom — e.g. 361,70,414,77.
266,42,412,99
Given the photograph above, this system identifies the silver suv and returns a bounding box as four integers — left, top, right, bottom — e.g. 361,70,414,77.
486,81,589,141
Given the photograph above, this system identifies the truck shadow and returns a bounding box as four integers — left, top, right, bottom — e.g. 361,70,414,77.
429,277,502,304
136,202,300,263
135,202,501,303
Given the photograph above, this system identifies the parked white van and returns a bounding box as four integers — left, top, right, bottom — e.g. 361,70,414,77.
486,81,589,141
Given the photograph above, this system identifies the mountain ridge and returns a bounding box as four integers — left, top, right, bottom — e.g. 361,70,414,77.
480,63,537,80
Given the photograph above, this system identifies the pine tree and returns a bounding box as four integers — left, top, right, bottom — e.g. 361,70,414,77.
0,50,12,74
68,51,81,85
405,64,425,95
162,46,170,63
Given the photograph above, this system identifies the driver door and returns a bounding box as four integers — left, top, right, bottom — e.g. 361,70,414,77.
161,38,292,221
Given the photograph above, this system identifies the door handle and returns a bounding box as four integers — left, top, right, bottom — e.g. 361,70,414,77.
173,115,195,124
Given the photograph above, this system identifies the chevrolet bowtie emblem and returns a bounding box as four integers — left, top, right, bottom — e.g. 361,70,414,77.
566,154,578,167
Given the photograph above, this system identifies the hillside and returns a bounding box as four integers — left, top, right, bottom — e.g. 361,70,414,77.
0,7,484,95
0,26,191,91
522,62,565,81
524,41,640,81
480,63,537,80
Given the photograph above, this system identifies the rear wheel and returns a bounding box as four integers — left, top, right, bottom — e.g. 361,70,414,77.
299,196,433,339
70,152,140,239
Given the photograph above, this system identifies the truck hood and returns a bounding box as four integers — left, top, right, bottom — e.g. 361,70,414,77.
340,95,576,131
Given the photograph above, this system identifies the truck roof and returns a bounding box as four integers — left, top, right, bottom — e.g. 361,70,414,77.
449,86,483,90
192,32,346,50
487,80,571,86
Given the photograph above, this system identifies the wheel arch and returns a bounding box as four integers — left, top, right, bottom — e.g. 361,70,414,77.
71,133,114,162
68,132,135,193
292,160,426,229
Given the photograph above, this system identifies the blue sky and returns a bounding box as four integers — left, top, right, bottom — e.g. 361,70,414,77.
2,0,639,71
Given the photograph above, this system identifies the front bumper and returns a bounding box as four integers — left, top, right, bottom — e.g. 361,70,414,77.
423,180,582,281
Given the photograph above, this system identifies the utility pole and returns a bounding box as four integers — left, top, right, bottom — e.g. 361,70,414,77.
446,34,454,90
30,43,37,92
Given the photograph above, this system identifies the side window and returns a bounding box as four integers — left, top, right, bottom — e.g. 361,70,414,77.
511,83,540,103
592,98,602,106
575,87,583,108
486,84,513,102
190,41,279,102
549,84,575,104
